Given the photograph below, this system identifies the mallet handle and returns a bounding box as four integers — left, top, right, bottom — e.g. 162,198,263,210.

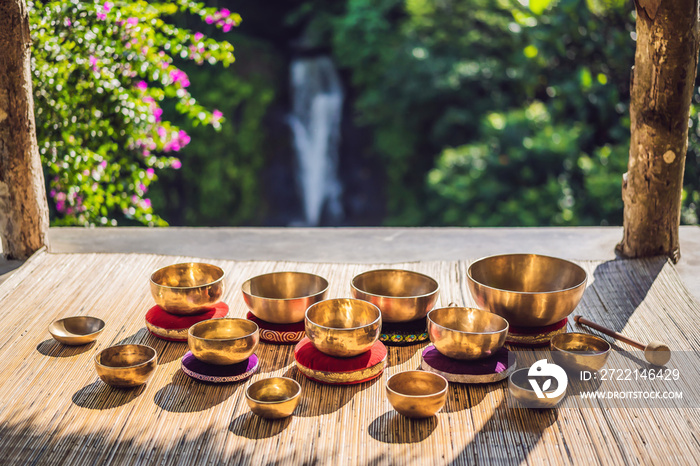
573,315,645,351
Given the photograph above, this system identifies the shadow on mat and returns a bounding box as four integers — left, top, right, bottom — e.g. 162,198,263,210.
37,339,96,357
113,328,186,365
368,411,437,444
229,413,292,439
154,369,238,413
72,380,146,409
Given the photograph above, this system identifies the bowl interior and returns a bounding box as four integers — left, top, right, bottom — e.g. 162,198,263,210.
306,299,380,329
469,254,586,293
51,316,104,337
151,262,224,288
387,371,447,397
551,333,610,354
353,269,438,298
429,307,507,333
243,272,327,300
247,377,300,403
190,319,258,340
97,345,155,368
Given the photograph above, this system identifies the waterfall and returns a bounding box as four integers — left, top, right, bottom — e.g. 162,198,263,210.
288,56,344,226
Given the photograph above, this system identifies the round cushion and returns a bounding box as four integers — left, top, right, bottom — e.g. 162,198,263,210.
246,312,305,344
181,351,259,383
294,337,387,385
380,318,429,346
421,345,514,384
506,318,568,347
146,302,229,341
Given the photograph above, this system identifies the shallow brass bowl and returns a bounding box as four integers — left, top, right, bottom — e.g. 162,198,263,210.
508,367,566,409
386,370,448,418
351,269,439,323
95,344,157,388
188,318,259,365
150,262,225,315
551,332,611,372
49,316,105,345
467,254,587,327
427,307,508,360
305,298,381,358
242,271,329,324
245,377,302,419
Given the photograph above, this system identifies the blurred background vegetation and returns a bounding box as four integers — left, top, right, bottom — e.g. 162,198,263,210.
34,0,700,227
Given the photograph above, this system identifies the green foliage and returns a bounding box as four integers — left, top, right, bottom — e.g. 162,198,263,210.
30,0,237,225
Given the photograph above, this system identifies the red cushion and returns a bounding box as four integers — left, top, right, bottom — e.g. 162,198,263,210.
294,337,387,373
145,302,228,341
246,312,305,344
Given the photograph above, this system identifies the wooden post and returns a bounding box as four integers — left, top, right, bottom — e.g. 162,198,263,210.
617,0,700,263
0,0,50,260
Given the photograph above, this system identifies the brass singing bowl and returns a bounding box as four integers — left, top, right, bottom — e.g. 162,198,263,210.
467,254,587,327
150,262,225,315
551,332,611,373
188,318,259,365
351,269,439,323
49,316,105,345
427,307,508,360
305,298,381,358
508,367,565,409
95,344,157,388
386,370,448,418
245,377,302,419
242,271,329,324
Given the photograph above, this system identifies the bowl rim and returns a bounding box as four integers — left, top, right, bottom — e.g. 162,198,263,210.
427,306,509,335
245,377,302,404
150,262,225,290
94,344,157,369
386,370,448,398
49,315,106,338
241,271,329,301
351,268,440,300
467,253,588,295
550,332,612,356
305,298,382,331
188,317,259,341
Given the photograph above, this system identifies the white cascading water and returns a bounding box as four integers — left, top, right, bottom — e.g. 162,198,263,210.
288,56,344,226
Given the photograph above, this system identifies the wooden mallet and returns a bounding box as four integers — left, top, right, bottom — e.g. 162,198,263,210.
573,315,671,366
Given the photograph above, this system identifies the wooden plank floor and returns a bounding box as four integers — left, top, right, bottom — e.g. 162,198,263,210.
0,251,698,465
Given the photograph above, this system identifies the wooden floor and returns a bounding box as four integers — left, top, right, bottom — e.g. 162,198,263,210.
0,250,698,465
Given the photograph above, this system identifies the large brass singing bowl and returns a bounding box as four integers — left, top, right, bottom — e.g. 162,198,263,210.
49,316,105,346
150,262,225,315
305,298,381,358
551,332,611,373
467,254,587,327
351,269,439,323
188,318,259,365
95,344,157,388
242,271,329,324
427,307,508,360
386,370,448,418
508,367,566,409
245,377,302,419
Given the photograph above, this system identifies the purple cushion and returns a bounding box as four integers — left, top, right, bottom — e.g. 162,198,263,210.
421,345,510,376
181,352,258,383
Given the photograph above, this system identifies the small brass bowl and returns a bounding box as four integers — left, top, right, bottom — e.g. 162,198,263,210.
427,307,508,360
467,254,587,327
351,269,439,323
150,262,225,315
551,332,611,372
386,370,448,418
305,298,381,358
245,377,302,419
242,271,329,324
95,344,157,388
49,316,105,345
188,318,259,365
508,367,566,409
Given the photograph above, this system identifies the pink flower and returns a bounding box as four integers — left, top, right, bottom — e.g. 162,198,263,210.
171,159,182,169
178,130,191,146
138,183,147,192
131,195,139,204
143,198,152,208
157,126,166,139
212,109,223,122
89,55,98,71
205,15,214,24
143,96,155,104
146,168,155,178
56,201,66,213
219,8,231,18
127,17,138,26
50,189,56,197
194,32,204,41
153,107,163,122
97,12,107,20
136,81,148,91
64,18,72,27
222,23,232,33
103,2,113,12
99,160,107,169
169,69,190,88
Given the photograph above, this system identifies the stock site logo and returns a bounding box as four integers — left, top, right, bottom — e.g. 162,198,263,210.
528,359,568,399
